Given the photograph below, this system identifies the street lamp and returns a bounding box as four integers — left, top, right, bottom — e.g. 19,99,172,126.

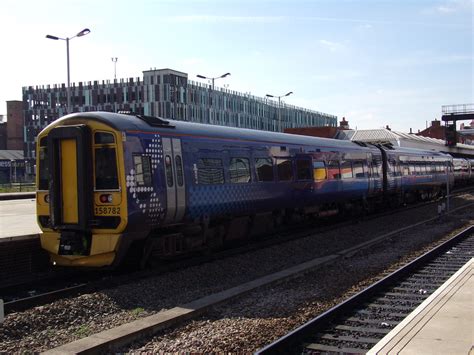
46,28,91,113
196,72,231,90
266,91,293,132
111,57,118,79
10,160,14,184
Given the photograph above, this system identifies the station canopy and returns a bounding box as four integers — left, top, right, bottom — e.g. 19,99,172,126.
335,128,474,157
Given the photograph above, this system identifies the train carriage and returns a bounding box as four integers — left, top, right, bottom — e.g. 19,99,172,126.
35,112,456,268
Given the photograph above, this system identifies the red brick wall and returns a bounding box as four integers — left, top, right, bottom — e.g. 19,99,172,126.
6,101,23,150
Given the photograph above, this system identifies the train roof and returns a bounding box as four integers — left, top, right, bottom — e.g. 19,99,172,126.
56,111,379,152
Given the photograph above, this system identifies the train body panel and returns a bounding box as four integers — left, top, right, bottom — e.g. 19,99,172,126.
34,112,468,268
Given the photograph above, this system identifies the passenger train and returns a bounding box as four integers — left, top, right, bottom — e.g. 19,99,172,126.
35,112,473,268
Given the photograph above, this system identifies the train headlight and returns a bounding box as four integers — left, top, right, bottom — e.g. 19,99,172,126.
100,194,113,203
44,194,50,203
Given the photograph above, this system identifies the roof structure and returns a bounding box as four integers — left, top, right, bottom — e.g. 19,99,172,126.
0,150,24,160
335,128,474,156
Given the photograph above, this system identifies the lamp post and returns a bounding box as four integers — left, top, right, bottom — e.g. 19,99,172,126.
46,28,91,113
196,72,231,90
9,160,14,184
266,91,293,132
111,57,118,79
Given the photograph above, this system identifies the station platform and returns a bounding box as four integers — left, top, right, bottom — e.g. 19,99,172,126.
0,198,40,241
369,258,473,355
0,192,35,201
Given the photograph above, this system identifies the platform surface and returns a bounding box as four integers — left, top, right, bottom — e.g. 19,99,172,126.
0,198,40,239
369,258,473,355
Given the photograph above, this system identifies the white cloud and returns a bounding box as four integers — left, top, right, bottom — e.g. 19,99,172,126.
434,0,472,14
386,53,472,68
319,39,345,52
167,15,284,24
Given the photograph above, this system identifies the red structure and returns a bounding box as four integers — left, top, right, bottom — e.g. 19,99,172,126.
6,100,23,150
285,117,350,138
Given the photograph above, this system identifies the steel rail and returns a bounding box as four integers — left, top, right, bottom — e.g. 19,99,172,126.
256,224,474,354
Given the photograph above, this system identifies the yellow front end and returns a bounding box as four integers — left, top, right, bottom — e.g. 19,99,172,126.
36,117,128,267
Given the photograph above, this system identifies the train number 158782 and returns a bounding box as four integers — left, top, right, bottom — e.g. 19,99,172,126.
95,206,121,215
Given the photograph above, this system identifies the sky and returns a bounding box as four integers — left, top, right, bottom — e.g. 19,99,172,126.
0,0,472,132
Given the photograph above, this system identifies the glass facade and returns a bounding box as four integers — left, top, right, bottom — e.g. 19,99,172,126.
22,68,337,159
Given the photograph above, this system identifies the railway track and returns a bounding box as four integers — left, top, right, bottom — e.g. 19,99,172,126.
256,225,473,354
1,190,473,314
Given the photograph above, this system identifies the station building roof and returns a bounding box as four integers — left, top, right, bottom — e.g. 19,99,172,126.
335,128,474,157
0,150,24,160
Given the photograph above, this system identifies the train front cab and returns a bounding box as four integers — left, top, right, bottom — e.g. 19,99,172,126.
36,119,128,267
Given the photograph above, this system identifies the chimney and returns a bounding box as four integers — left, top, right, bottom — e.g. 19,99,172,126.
409,128,413,134
339,116,350,130
431,119,441,127
386,125,391,131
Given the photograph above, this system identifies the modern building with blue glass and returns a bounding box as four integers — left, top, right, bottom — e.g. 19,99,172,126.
22,68,337,160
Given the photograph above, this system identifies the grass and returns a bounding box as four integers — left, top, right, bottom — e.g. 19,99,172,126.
131,307,145,316
0,183,36,193
74,325,91,338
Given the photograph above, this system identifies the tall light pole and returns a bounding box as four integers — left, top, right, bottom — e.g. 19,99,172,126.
111,57,118,79
196,72,231,90
266,91,293,132
46,28,91,113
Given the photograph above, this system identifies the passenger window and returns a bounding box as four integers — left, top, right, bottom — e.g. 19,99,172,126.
229,158,251,183
372,160,380,177
327,160,341,179
38,146,49,190
353,162,365,178
403,164,410,176
296,159,312,180
313,161,327,181
165,155,174,187
94,132,115,144
255,158,274,182
197,158,224,184
276,158,293,181
175,155,184,187
134,155,153,187
340,161,353,179
95,147,119,189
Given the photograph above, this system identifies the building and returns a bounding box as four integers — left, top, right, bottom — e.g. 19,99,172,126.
285,117,351,138
0,117,6,150
335,127,474,157
6,100,23,151
0,150,25,183
22,68,337,161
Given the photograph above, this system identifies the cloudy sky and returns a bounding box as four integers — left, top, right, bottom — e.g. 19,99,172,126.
0,0,471,132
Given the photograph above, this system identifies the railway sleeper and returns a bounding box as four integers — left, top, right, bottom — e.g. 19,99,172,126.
346,317,399,327
334,324,392,335
305,342,367,354
319,333,381,345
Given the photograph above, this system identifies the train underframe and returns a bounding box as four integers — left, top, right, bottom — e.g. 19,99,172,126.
124,185,447,268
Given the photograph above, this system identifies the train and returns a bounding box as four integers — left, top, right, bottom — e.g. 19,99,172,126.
35,112,473,268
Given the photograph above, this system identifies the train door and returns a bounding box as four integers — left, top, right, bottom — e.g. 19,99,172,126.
162,137,186,223
47,125,93,254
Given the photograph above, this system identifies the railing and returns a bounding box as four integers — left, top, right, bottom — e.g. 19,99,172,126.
442,103,474,115
0,183,36,193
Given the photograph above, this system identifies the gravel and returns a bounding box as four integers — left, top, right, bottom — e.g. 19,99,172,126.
0,193,473,353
